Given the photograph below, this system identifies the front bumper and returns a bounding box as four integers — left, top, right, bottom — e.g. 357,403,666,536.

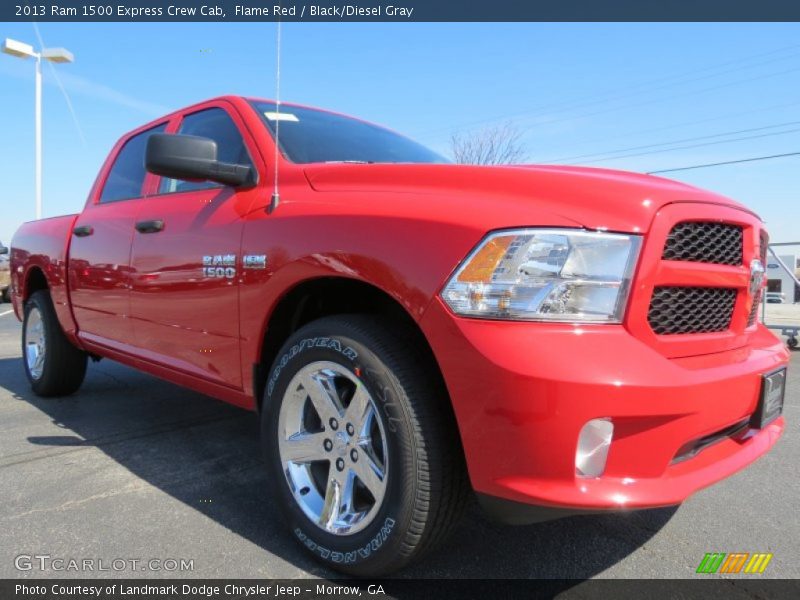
421,298,788,518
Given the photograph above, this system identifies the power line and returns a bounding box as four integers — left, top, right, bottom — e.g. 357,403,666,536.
512,65,800,136
565,126,800,165
532,99,800,160
647,152,800,175
414,43,800,141
542,120,800,164
417,43,800,139
423,63,800,150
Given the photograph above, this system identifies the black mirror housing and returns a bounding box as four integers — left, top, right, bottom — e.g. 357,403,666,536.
145,133,255,188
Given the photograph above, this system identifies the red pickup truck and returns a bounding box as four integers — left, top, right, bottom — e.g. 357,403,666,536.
10,96,788,575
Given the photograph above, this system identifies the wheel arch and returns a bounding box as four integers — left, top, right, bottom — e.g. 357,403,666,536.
23,266,49,301
254,276,443,413
20,263,82,348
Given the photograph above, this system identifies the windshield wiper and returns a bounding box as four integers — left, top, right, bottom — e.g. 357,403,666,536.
323,160,375,164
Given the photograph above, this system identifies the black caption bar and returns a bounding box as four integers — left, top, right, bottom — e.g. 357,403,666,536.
3,0,800,22
4,579,800,600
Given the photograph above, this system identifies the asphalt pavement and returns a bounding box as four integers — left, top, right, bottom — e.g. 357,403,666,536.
0,306,798,580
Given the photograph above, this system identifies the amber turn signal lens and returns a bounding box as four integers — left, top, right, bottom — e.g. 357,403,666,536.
457,236,512,283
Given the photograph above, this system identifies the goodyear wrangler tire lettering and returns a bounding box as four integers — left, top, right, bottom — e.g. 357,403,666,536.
294,517,396,564
261,315,467,575
267,336,359,396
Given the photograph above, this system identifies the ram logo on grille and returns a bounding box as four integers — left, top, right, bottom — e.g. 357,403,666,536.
749,259,765,297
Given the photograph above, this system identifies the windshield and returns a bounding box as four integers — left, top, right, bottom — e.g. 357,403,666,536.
250,101,448,165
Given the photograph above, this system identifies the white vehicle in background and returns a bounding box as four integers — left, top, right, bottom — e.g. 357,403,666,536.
766,292,786,304
0,242,10,303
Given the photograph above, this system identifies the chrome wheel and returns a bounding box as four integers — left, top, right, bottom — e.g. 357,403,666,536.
278,361,389,536
25,307,46,380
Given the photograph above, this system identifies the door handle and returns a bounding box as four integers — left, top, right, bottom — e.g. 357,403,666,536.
73,225,94,237
135,219,165,234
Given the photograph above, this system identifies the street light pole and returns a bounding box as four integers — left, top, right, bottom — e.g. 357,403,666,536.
2,38,74,221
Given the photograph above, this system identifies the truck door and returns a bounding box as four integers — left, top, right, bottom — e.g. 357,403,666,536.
128,104,263,389
69,122,168,350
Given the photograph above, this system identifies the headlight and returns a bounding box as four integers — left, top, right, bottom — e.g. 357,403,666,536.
441,228,641,322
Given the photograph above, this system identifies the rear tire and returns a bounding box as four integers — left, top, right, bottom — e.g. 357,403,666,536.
262,315,468,575
23,290,87,396
1,288,9,303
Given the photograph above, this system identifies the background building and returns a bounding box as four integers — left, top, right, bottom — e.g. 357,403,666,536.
766,252,800,303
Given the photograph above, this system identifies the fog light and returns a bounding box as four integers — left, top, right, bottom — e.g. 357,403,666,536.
576,418,613,478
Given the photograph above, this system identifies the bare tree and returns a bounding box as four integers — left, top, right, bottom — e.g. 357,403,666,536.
450,122,528,165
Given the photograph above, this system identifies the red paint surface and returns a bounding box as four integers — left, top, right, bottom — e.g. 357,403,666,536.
10,96,789,509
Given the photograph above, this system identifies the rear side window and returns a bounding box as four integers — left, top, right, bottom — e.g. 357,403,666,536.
159,108,252,194
99,123,167,203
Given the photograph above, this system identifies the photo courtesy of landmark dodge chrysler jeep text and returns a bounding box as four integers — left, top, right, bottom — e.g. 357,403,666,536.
9,96,788,575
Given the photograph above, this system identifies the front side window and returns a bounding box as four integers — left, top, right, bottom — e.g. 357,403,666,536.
99,123,167,203
159,108,252,194
250,100,448,165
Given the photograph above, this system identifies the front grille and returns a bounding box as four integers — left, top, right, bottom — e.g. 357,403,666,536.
662,222,743,266
648,287,737,335
747,290,762,327
747,231,770,327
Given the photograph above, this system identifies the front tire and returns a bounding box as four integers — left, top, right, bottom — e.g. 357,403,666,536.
23,290,88,396
262,315,468,575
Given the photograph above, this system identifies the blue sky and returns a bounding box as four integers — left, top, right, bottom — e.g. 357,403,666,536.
1,22,799,245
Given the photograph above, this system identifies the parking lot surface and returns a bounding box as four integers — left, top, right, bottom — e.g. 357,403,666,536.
0,307,798,579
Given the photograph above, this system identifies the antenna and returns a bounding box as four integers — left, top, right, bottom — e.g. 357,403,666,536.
269,18,282,213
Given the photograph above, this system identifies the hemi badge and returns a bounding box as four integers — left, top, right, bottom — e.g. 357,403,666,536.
243,255,267,269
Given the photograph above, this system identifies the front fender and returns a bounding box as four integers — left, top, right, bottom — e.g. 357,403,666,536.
237,192,580,397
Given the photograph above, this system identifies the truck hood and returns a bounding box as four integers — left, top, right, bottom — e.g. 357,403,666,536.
303,163,755,233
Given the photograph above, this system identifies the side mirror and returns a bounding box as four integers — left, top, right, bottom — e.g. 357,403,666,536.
0,245,8,255
145,133,256,188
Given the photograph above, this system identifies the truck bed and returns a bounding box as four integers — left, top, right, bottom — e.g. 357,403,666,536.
10,214,80,335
